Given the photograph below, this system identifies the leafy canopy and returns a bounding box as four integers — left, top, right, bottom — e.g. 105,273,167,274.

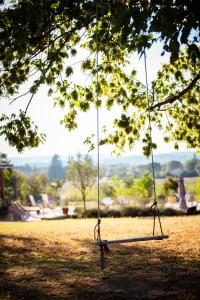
0,0,199,154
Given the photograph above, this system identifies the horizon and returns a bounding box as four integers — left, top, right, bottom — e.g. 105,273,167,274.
9,149,198,159
9,150,200,168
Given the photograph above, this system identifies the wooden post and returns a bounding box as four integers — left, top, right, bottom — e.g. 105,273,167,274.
0,169,4,200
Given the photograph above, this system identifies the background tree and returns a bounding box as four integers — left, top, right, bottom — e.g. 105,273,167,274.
0,0,199,154
0,153,30,204
145,162,162,178
0,152,13,204
1,168,13,203
163,160,183,176
46,180,63,206
195,160,200,176
101,181,116,199
163,177,178,196
13,170,30,204
132,171,153,200
48,154,65,182
123,176,134,189
28,173,48,200
67,154,96,213
182,155,198,177
195,178,200,201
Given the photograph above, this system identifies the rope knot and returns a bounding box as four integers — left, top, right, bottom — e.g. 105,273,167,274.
151,201,158,209
94,218,102,241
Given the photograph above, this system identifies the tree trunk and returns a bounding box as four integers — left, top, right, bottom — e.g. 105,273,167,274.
82,190,87,214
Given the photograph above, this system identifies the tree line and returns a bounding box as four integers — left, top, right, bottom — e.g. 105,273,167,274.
15,153,200,180
102,156,200,179
1,152,200,215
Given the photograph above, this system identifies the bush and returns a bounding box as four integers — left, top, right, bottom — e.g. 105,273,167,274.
77,206,186,218
160,208,185,216
107,209,122,218
122,207,143,217
80,209,121,218
81,209,108,218
122,207,159,217
0,205,9,217
141,207,154,216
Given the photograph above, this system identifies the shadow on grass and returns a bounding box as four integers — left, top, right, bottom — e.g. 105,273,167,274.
0,233,200,300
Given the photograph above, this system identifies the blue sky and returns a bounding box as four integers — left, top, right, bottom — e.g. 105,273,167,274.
0,43,189,158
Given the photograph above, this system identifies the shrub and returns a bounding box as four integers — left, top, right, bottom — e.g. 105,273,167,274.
107,209,122,218
160,208,185,216
81,209,108,218
77,206,187,218
122,206,158,217
0,205,9,217
80,209,121,218
122,206,142,217
141,207,154,216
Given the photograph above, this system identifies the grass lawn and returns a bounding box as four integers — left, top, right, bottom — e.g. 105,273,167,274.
0,216,200,300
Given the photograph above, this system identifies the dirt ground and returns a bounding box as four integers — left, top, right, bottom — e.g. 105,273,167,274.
0,216,200,299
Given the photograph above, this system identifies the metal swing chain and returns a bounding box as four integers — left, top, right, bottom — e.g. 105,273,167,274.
143,50,164,236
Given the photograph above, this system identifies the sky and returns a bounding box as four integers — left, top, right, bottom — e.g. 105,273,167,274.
0,43,190,159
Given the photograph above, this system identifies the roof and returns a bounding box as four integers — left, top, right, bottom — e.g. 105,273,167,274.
0,163,14,170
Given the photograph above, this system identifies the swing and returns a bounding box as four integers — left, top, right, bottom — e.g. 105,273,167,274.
94,11,168,269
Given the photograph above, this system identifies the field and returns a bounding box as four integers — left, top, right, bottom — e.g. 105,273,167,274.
0,216,200,300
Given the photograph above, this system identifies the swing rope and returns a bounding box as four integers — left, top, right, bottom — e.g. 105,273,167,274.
94,8,166,268
96,21,100,222
143,50,163,236
93,6,105,269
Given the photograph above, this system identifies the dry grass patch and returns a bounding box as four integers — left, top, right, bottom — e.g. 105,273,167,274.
0,216,200,299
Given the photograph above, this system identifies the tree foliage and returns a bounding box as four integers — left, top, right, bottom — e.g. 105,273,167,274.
132,171,153,198
0,0,199,154
0,168,13,203
163,176,178,196
28,173,48,198
101,181,117,199
0,152,12,203
13,170,30,204
0,152,30,204
0,111,46,152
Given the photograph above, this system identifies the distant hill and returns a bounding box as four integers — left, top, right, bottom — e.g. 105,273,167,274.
10,156,53,167
10,151,200,167
97,152,200,166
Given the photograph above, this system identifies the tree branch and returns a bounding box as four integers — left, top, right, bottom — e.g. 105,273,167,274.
9,90,30,104
149,73,200,111
25,93,35,114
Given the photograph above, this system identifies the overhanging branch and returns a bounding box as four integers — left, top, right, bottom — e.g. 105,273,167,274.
149,73,200,111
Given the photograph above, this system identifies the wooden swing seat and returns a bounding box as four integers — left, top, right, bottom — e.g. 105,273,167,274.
97,235,169,246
